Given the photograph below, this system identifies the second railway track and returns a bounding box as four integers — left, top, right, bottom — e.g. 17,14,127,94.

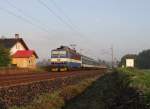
0,70,104,87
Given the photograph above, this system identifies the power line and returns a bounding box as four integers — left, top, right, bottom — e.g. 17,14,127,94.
4,0,52,34
37,0,97,53
0,6,57,37
49,0,80,32
49,0,89,39
37,0,74,30
37,0,85,38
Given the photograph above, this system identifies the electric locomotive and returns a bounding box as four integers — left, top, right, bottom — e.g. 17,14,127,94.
51,46,81,71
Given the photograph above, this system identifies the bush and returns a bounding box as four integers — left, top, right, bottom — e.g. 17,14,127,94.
0,45,11,67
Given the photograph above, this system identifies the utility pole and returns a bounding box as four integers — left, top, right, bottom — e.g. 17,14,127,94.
111,45,114,69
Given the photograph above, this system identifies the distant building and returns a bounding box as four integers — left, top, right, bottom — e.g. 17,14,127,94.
120,54,137,68
126,58,135,68
0,34,38,68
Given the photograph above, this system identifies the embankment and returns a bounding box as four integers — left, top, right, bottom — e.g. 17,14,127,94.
0,70,103,109
63,68,149,109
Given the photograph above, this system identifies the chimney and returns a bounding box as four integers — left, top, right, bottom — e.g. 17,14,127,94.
15,34,19,39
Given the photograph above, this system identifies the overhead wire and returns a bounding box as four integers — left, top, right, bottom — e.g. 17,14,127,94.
49,0,93,46
0,2,52,35
36,0,96,54
37,0,86,38
48,0,101,47
5,0,54,34
49,0,81,32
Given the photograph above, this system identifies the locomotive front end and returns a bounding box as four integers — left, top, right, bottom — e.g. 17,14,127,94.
51,50,68,71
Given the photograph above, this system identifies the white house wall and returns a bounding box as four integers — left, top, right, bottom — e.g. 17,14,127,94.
10,42,26,55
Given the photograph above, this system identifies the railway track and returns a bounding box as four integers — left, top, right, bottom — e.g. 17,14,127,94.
0,70,104,87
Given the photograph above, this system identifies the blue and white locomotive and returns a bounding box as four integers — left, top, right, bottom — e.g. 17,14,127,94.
51,46,81,71
50,46,101,71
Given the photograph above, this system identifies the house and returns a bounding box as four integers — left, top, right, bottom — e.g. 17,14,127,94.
0,34,38,68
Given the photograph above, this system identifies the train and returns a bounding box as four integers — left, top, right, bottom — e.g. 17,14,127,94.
50,46,103,71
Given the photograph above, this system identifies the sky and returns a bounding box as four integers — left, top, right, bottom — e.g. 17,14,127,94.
0,0,150,61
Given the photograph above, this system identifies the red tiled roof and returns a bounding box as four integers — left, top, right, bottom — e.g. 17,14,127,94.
12,50,38,58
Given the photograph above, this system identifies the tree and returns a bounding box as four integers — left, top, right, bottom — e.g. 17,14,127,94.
137,49,150,69
0,45,11,67
119,54,137,67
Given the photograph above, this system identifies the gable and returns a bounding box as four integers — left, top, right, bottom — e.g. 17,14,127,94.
10,42,27,55
0,38,29,50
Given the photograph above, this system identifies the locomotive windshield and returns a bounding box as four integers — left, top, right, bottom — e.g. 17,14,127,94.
51,50,67,58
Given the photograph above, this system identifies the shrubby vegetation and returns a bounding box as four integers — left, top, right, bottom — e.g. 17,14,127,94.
0,45,11,67
63,68,149,109
118,68,150,105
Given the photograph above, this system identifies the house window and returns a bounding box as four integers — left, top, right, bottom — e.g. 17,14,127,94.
18,45,20,49
16,44,20,49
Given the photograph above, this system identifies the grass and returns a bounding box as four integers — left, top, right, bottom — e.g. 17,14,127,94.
63,69,149,109
117,68,150,104
10,92,64,109
117,68,150,89
10,77,98,109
